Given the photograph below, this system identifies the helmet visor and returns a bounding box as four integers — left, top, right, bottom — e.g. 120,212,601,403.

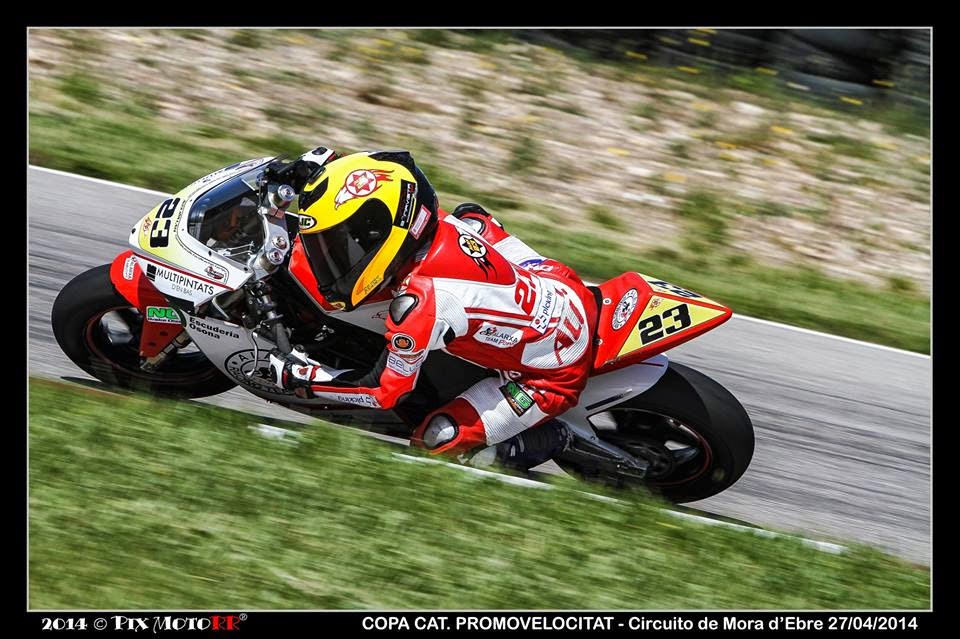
300,201,393,299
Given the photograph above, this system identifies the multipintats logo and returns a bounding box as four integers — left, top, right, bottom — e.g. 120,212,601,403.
334,169,393,209
145,263,217,297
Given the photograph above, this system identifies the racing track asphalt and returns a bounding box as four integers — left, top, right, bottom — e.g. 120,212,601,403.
27,167,932,564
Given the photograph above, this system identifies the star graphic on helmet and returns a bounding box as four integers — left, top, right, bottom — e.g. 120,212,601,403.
334,169,394,209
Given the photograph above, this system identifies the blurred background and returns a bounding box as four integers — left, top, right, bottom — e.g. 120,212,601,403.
27,28,930,352
26,28,932,610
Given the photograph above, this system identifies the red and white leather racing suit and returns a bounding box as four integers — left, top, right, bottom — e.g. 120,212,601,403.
281,209,598,458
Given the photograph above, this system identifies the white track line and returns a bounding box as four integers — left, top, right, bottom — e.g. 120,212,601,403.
28,164,930,359
29,165,170,198
728,314,930,360
393,453,846,554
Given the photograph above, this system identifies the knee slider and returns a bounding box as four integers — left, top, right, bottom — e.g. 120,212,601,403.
422,414,458,449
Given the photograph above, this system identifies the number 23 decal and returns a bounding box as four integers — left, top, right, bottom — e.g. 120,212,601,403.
149,198,180,248
637,303,692,345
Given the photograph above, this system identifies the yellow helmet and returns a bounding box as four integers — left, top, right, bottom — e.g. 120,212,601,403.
296,150,438,311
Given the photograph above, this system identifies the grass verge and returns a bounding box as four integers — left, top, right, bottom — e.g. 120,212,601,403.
29,379,929,609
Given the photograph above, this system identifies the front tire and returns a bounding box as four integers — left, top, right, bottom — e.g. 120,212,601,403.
51,264,237,399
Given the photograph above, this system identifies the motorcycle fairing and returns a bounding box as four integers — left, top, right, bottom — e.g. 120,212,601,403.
567,353,670,419
126,157,274,305
592,273,731,373
109,250,184,358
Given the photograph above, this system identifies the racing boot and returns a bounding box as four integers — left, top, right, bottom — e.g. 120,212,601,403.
494,419,573,472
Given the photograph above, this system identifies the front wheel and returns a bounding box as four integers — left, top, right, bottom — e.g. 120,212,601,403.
51,264,237,398
561,362,754,503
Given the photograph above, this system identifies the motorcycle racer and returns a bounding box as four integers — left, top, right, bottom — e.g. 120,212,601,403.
268,148,598,469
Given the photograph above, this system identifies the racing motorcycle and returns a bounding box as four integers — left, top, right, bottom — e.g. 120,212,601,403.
51,157,754,503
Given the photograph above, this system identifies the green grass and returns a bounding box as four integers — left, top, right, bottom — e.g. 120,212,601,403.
227,29,265,50
29,111,247,194
506,133,541,174
588,205,624,231
409,29,452,48
28,379,929,609
676,190,729,244
60,72,103,106
807,134,881,161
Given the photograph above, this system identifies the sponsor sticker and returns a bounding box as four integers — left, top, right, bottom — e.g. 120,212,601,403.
360,273,384,295
458,234,487,258
396,180,418,229
334,168,393,209
123,256,136,281
530,286,558,334
459,233,497,276
391,334,416,351
188,317,241,340
612,288,638,330
299,215,317,230
386,352,421,377
205,264,228,282
519,257,545,269
329,392,381,409
145,263,218,297
410,205,430,240
648,279,702,299
145,306,181,324
500,381,535,417
473,322,523,349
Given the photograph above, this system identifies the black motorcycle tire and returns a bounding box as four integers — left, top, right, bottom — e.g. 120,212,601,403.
560,361,754,503
51,264,237,398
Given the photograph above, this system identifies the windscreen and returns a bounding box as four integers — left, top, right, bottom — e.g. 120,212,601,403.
187,167,265,264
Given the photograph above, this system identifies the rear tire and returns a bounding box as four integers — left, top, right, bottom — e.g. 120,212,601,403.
561,362,754,503
51,264,237,399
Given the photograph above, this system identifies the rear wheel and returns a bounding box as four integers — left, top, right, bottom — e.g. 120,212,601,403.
560,362,754,502
51,264,237,398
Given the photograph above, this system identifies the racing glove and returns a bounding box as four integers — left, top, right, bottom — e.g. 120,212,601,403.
263,147,340,193
268,348,348,398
